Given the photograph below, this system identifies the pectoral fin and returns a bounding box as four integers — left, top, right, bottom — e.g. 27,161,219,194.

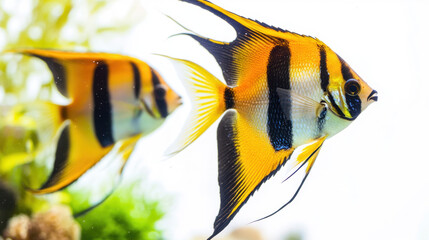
277,88,326,121
31,121,113,194
210,111,295,239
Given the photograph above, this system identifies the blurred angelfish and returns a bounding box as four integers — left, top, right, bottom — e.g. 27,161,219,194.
166,0,378,238
9,49,181,194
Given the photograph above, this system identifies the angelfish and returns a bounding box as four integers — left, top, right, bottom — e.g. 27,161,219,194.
12,49,181,194
166,0,378,238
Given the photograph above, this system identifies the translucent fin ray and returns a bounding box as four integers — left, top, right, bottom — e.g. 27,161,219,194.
159,55,226,156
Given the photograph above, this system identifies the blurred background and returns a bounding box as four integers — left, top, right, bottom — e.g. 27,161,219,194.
0,0,428,240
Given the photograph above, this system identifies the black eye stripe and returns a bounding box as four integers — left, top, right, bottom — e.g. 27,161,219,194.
155,85,167,99
150,69,168,118
328,92,345,118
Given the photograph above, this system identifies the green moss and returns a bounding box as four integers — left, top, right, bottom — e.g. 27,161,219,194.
72,186,165,240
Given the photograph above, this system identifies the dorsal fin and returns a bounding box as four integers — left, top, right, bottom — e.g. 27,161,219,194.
11,49,143,100
33,55,68,97
180,0,308,87
181,0,290,37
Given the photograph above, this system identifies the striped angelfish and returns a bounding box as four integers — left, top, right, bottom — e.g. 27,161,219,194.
13,49,181,194
166,0,378,238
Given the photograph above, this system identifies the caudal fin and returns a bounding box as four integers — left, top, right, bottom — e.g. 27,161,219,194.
161,56,228,155
0,102,63,173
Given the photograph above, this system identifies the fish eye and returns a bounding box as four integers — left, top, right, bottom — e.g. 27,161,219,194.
154,84,167,99
344,79,361,96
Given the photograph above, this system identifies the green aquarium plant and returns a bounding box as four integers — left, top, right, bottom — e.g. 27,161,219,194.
69,184,165,240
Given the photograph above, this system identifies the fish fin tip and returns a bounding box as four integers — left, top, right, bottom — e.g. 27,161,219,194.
164,13,199,35
24,185,40,194
164,146,183,157
73,185,116,218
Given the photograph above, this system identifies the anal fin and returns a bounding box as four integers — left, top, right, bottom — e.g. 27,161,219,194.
73,134,142,217
210,110,295,239
31,121,113,194
254,136,326,223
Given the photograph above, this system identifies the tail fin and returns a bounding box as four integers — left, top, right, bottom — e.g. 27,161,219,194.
161,56,228,155
0,102,63,174
16,102,64,140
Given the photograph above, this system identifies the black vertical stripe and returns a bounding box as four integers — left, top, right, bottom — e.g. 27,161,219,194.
338,55,354,80
34,55,68,97
319,46,329,92
338,56,362,118
39,125,70,189
130,62,144,122
328,92,345,118
212,110,291,239
267,44,293,151
151,69,168,118
93,62,114,147
60,106,67,120
345,95,361,118
130,62,141,99
224,87,235,109
317,105,327,135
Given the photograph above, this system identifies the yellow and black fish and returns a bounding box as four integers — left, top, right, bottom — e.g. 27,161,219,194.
10,49,181,194
167,0,378,238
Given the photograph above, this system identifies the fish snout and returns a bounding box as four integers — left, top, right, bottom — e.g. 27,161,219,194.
168,93,182,114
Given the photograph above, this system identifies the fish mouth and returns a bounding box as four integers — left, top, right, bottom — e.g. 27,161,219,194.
177,95,183,106
367,90,378,102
